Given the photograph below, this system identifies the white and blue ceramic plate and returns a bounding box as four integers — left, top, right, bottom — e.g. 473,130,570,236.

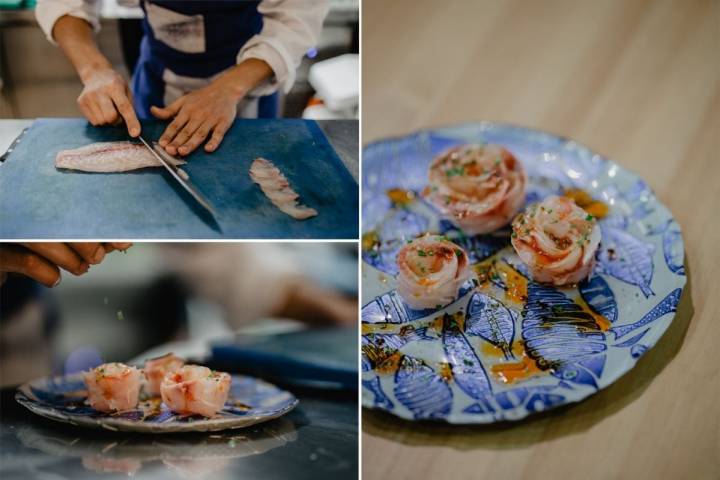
361,123,686,424
16,372,298,433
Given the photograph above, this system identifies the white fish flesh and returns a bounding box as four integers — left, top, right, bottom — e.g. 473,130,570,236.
55,141,185,173
424,144,527,235
82,362,142,412
511,195,601,286
143,353,185,396
160,365,231,417
396,235,472,309
249,157,318,220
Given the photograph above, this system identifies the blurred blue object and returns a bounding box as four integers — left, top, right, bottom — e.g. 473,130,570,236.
211,328,357,390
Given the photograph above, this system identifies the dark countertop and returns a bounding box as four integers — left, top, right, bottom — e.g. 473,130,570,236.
0,385,357,480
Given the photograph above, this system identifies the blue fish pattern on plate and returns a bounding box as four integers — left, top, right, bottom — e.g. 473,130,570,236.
611,288,682,340
465,292,516,359
361,123,686,424
596,226,656,297
16,372,298,433
579,275,618,323
661,220,685,275
442,314,493,401
394,355,453,420
362,377,394,410
522,282,607,368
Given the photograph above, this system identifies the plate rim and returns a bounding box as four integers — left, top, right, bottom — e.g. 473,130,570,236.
360,121,687,424
15,372,299,433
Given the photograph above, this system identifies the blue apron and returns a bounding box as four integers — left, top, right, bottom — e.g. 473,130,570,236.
131,0,279,119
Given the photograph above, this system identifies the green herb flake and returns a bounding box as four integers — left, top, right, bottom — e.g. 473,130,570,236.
454,249,463,258
586,214,594,221
417,249,427,257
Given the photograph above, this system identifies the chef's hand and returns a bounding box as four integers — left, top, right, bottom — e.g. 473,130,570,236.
51,15,141,138
0,243,132,288
78,68,141,137
151,58,273,156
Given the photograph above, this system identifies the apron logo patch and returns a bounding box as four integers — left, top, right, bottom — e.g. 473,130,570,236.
146,2,206,54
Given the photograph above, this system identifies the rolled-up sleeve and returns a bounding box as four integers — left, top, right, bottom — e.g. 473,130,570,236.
36,0,101,44
238,0,329,96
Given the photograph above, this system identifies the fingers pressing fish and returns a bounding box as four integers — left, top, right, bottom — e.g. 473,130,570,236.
55,141,185,173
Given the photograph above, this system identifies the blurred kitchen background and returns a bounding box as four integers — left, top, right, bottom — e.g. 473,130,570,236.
0,242,358,388
0,0,358,119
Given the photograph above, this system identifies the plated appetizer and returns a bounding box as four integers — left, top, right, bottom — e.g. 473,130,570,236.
82,363,142,413
82,359,231,418
510,195,600,286
424,144,527,234
161,365,232,418
143,353,185,396
396,235,472,309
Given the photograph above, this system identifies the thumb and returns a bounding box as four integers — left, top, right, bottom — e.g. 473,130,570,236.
150,98,183,119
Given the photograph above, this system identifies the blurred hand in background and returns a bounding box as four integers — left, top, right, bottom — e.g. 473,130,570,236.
0,243,132,287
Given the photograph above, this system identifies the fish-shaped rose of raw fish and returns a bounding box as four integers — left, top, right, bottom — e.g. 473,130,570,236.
82,362,142,412
143,353,185,396
160,365,231,418
511,195,601,286
249,158,318,220
396,235,472,310
424,144,527,235
55,142,185,173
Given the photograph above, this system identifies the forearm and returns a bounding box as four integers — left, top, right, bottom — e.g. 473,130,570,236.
52,15,111,83
213,58,273,102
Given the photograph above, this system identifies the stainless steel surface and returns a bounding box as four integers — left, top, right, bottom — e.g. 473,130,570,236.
137,134,218,219
0,386,358,480
0,119,30,158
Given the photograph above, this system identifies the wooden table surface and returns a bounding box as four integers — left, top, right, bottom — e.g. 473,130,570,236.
361,0,719,478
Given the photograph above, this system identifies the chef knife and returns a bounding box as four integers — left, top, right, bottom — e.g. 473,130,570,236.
136,134,218,218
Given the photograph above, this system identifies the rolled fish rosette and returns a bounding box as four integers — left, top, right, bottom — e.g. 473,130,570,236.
82,362,141,412
425,144,527,235
510,195,600,286
160,365,231,418
396,235,472,309
144,353,185,396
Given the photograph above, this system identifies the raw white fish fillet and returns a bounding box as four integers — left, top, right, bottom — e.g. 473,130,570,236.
143,353,185,397
249,157,318,220
55,141,185,173
160,365,231,418
82,362,141,412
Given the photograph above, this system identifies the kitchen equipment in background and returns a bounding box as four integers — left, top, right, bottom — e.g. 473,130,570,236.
211,328,358,390
304,54,359,120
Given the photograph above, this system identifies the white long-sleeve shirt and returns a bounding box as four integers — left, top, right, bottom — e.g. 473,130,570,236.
35,0,328,94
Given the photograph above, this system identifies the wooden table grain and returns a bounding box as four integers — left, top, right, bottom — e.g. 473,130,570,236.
361,0,720,478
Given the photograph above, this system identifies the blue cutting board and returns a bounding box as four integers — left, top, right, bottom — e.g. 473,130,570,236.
0,118,358,239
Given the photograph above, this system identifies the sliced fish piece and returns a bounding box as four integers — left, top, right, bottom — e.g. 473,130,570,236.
55,141,185,173
249,157,318,220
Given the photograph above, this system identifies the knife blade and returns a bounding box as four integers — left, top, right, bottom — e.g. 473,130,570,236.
136,135,217,218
